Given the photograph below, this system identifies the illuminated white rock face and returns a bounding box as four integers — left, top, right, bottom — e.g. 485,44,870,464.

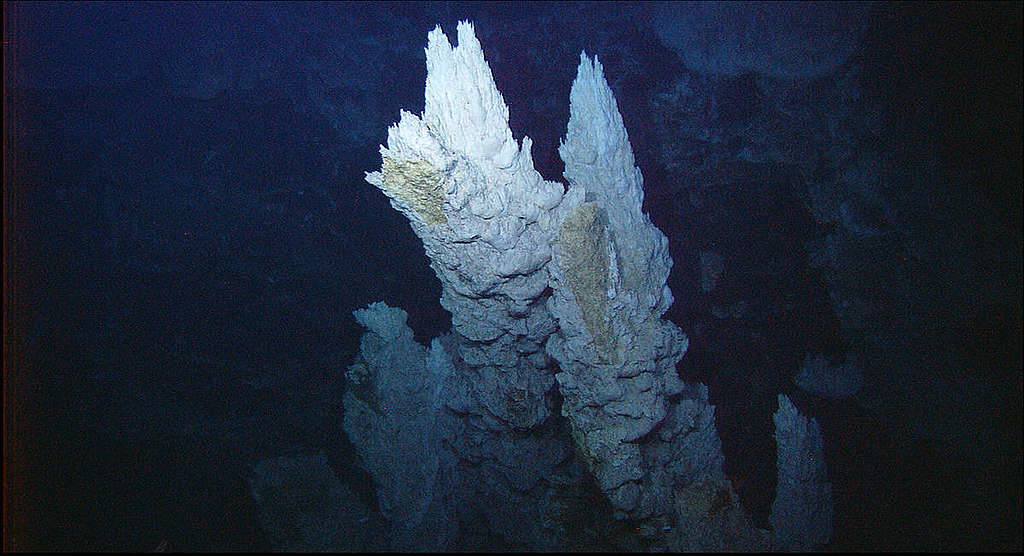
352,20,765,550
546,52,724,523
365,21,572,430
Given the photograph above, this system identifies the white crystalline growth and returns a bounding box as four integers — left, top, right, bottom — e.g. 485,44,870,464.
422,22,518,168
559,53,675,314
770,394,834,551
545,52,721,527
356,21,737,547
364,21,571,429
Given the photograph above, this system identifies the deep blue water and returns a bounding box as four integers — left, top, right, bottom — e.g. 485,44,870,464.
4,1,1021,551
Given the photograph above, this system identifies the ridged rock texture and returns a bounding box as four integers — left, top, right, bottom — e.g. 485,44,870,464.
342,302,459,550
350,21,767,550
358,22,584,550
546,53,725,526
364,21,569,432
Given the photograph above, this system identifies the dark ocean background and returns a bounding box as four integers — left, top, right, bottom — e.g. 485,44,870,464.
4,1,1021,551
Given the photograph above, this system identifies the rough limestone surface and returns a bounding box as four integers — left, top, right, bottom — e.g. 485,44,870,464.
344,301,576,550
545,53,726,533
352,21,758,551
770,394,834,551
342,302,458,551
365,21,571,431
358,25,583,548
